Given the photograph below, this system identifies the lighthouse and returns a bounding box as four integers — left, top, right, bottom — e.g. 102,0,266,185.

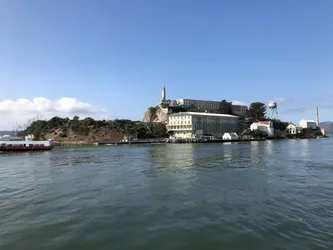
162,86,166,101
158,85,170,109
316,106,319,127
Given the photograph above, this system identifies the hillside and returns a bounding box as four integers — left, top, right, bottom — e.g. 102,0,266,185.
18,116,168,144
320,122,333,134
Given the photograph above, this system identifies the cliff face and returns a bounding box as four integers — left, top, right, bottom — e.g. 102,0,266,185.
142,106,168,124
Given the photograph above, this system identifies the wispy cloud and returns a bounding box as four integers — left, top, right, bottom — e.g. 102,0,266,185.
268,97,294,103
0,97,107,130
283,107,308,114
315,93,333,105
319,104,333,109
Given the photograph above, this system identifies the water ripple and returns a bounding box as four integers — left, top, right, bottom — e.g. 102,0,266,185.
1,139,333,249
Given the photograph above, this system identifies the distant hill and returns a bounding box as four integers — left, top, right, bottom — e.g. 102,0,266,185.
0,131,16,136
319,122,333,134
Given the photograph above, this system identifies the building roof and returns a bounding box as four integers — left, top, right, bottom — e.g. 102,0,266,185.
169,112,238,118
251,122,270,127
259,121,271,125
287,124,303,129
223,132,238,136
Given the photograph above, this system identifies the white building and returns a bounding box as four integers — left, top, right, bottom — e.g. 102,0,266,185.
299,119,317,129
166,112,239,139
250,121,275,137
175,98,219,111
158,86,248,116
222,132,239,140
286,124,303,134
173,98,248,116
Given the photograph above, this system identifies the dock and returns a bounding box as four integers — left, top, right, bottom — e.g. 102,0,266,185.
95,138,266,146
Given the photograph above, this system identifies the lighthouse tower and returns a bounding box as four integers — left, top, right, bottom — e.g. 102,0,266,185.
162,85,166,101
158,85,170,109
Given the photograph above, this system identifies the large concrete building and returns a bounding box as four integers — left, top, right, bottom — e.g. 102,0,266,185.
173,98,247,116
158,86,248,116
299,119,317,129
166,112,239,139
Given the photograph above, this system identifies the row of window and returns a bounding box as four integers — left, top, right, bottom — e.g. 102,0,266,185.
169,119,236,125
169,120,191,125
167,125,192,130
169,120,236,125
170,116,191,120
168,123,237,131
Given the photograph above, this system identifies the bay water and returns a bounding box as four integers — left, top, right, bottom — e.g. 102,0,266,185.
1,138,333,249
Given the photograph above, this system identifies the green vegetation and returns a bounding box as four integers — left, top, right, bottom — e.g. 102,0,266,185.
168,106,200,114
250,129,268,138
246,102,267,121
296,128,323,139
271,119,289,131
274,127,324,139
218,99,233,115
18,116,168,141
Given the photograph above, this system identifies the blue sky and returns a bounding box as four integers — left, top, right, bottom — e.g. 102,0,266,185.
1,0,333,129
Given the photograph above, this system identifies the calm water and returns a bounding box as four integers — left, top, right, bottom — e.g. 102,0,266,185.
1,139,333,250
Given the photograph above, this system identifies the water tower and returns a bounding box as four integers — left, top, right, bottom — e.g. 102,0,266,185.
267,101,279,120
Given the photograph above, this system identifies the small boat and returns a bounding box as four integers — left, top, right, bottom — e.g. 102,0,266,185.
0,134,54,151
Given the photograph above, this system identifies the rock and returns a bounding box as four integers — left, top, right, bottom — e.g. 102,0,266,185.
142,106,168,124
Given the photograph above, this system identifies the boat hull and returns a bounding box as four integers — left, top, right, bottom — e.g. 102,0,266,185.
0,146,53,151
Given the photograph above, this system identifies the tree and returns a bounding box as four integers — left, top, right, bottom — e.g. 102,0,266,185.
48,116,66,128
151,123,168,138
246,102,266,121
82,117,95,127
250,129,268,138
218,99,233,115
168,106,187,114
271,119,289,131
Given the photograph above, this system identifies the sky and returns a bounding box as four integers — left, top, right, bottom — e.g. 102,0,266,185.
1,0,333,129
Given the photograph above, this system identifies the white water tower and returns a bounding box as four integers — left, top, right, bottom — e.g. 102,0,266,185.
267,101,279,120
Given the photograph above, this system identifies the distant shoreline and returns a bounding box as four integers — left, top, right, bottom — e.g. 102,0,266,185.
53,136,328,147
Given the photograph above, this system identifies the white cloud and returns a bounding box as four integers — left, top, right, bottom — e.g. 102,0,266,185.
0,97,107,130
268,97,293,103
231,100,249,106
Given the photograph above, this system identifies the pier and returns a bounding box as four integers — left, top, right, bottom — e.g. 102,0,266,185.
95,138,266,146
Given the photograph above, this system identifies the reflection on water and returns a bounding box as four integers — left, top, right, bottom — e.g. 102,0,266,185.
298,139,310,159
50,148,105,167
264,140,273,155
1,139,333,250
250,140,261,154
144,144,198,192
147,144,197,169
